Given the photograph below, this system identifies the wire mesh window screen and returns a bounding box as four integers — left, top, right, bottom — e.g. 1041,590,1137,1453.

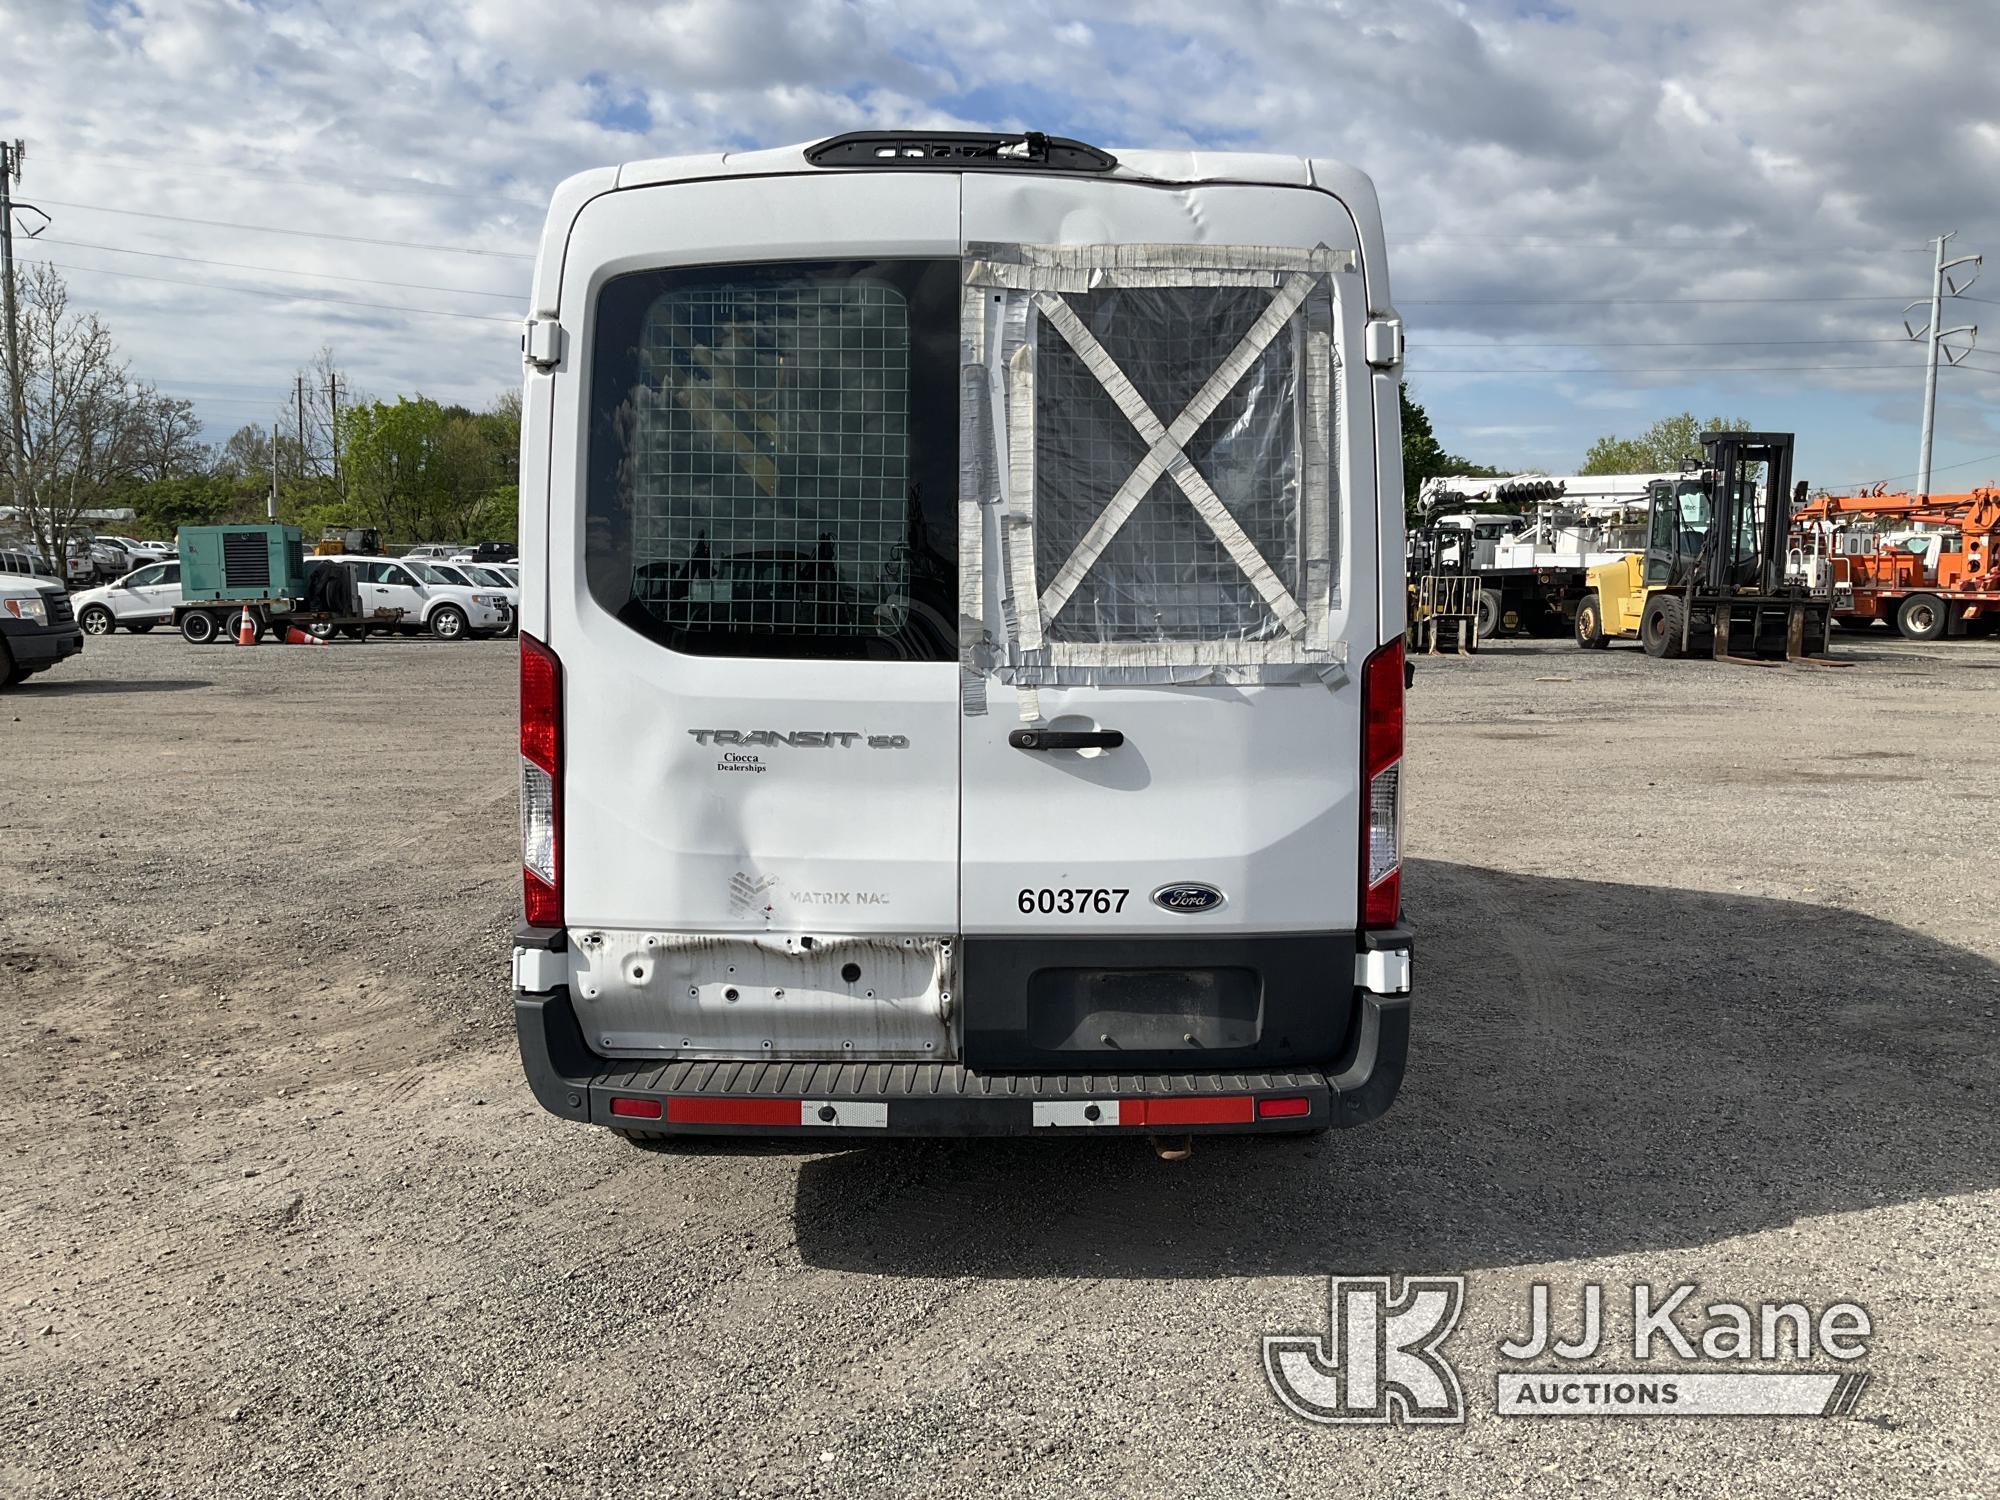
626,279,913,639
1032,286,1303,643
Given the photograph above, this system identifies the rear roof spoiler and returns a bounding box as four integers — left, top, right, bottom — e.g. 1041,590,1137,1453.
805,130,1118,173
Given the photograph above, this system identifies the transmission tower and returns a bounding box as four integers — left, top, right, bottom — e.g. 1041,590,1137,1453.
1905,232,1981,497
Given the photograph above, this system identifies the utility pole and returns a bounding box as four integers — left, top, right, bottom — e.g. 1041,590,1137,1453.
269,422,278,521
1,140,28,543
1906,231,1981,498
295,374,307,479
327,373,341,500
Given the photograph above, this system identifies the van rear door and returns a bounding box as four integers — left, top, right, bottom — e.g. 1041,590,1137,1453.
548,173,964,1060
954,174,1377,1071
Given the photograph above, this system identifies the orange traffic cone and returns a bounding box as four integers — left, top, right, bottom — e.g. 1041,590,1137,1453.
235,605,257,646
283,626,329,646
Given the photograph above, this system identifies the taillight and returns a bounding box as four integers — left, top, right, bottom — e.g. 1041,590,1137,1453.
520,632,562,927
1360,638,1404,928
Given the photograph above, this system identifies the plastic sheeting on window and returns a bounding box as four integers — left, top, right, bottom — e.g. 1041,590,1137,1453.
960,242,1345,714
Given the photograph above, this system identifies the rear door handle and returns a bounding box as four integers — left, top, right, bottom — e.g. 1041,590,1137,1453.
1008,729,1125,751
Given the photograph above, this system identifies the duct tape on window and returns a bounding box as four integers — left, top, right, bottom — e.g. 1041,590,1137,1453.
960,242,1349,715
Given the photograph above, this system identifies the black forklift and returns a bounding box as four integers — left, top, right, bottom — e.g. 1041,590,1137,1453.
1579,432,1840,665
1405,513,1483,655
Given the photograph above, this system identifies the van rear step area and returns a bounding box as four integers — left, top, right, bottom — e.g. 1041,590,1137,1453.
517,989,1409,1136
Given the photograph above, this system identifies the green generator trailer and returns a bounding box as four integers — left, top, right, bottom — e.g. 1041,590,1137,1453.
171,524,404,644
176,524,308,603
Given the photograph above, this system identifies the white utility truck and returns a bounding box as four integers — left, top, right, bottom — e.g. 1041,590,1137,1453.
511,131,1413,1141
1417,470,1709,637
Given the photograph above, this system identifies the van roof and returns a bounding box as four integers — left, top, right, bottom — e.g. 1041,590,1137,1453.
528,134,1390,321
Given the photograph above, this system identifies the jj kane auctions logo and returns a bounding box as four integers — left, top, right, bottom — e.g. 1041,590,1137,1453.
1264,1277,1873,1424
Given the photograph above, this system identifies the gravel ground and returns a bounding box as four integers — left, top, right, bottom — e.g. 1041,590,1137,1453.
2,627,1996,1498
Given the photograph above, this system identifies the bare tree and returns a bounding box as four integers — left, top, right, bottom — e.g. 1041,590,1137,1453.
214,423,274,479
1,263,146,567
127,389,208,481
289,346,364,481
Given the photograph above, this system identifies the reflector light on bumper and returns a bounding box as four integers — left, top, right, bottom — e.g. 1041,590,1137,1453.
616,1093,1310,1131
600,1088,1336,1136
660,1098,889,1129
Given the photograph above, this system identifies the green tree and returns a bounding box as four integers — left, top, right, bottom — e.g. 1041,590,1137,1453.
341,396,448,541
1400,384,1504,520
1402,383,1447,491
1580,411,1752,474
128,475,237,539
338,394,517,545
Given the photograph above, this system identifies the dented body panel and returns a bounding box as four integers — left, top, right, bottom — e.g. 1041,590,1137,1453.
567,929,954,1060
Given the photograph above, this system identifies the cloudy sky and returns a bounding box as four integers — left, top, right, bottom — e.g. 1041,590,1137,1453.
6,0,1998,488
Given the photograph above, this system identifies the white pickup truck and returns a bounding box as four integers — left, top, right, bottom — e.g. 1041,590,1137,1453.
511,130,1413,1141
315,554,509,640
0,567,84,687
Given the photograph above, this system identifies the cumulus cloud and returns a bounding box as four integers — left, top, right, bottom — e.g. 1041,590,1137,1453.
2,0,1994,480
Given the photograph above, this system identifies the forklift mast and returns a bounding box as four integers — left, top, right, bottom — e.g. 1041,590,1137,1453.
1699,431,1794,594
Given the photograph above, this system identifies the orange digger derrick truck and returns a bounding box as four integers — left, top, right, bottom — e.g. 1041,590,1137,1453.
1791,487,2000,640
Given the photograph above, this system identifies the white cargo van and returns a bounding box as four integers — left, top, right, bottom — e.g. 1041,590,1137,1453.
512,131,1413,1141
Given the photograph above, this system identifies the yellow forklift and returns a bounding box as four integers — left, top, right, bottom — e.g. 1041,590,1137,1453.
1573,432,1839,665
313,525,381,557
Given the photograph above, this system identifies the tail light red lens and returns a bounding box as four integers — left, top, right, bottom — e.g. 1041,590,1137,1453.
520,632,562,928
1361,638,1404,929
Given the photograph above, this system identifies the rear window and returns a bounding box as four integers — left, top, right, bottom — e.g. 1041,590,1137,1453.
962,242,1342,687
585,259,958,660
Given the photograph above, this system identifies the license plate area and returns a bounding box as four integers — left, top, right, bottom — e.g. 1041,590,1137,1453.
959,933,1352,1071
1025,966,1261,1051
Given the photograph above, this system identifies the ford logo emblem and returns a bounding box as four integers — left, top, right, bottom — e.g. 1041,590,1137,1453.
1152,882,1225,914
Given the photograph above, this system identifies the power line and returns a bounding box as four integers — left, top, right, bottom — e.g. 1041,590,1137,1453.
1829,449,2000,489
1404,235,1928,253
1402,294,1919,305
31,197,534,260
1406,362,1926,374
1414,336,1907,349
39,237,522,299
43,148,547,211
20,257,520,325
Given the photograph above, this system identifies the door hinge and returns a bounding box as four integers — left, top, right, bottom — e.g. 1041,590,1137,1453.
522,317,563,371
1365,317,1404,370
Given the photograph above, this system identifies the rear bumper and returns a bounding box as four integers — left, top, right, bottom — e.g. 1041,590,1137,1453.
513,925,1412,1138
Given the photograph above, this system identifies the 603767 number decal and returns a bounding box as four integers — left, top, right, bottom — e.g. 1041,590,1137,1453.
1017,887,1130,915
